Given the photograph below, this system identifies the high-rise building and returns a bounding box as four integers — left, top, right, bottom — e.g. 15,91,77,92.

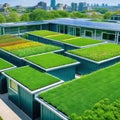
56,3,63,10
36,1,47,10
51,0,56,9
78,2,89,11
71,2,78,11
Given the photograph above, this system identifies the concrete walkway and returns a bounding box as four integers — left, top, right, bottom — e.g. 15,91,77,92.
0,94,31,120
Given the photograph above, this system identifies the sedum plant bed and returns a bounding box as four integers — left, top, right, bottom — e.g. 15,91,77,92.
0,35,23,43
68,43,120,62
0,40,29,47
46,34,76,41
0,58,13,70
63,37,102,46
28,30,59,37
5,66,60,91
40,62,120,117
10,45,61,57
25,53,77,69
2,41,43,51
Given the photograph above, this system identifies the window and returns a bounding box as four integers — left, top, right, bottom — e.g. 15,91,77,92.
10,80,18,92
85,30,93,37
102,33,115,41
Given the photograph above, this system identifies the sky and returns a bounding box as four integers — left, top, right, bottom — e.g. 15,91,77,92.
0,0,120,6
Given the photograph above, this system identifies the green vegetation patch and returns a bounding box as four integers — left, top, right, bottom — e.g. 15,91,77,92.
63,37,102,46
28,30,59,37
0,58,13,70
25,53,77,69
0,35,23,43
0,116,2,120
5,66,60,91
10,45,61,57
68,44,120,61
40,62,120,117
46,34,76,41
70,98,120,120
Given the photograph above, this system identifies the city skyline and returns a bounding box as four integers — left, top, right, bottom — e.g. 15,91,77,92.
0,0,120,6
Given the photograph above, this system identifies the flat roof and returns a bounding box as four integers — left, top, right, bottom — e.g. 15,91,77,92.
5,66,60,91
0,58,13,71
0,20,49,27
50,18,120,32
25,53,77,69
39,62,120,117
1,18,120,31
68,43,120,62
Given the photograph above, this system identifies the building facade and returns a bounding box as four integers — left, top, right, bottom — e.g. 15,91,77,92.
0,18,120,44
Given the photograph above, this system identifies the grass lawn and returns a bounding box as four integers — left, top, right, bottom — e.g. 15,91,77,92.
63,37,102,46
46,34,76,41
0,58,13,70
28,30,59,37
5,66,60,91
10,45,61,57
68,43,120,61
25,53,77,69
40,62,120,117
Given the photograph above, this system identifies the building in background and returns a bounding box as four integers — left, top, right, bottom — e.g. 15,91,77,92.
51,0,56,10
56,3,63,10
71,2,78,11
35,1,47,10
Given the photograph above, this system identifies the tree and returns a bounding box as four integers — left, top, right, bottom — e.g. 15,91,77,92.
20,13,30,21
104,12,112,19
70,11,88,18
57,10,69,18
0,14,6,23
6,12,20,22
29,8,48,21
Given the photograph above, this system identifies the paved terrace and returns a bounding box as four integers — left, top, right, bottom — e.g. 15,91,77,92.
0,94,36,120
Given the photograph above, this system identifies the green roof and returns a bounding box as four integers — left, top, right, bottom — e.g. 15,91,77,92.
46,34,76,41
25,53,77,69
68,43,120,62
28,30,59,37
0,58,13,70
40,62,120,117
5,66,60,91
10,45,61,57
63,37,102,46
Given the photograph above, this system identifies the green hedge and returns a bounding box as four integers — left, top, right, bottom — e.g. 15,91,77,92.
70,98,120,120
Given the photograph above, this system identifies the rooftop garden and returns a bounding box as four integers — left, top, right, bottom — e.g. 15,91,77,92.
25,53,77,69
68,43,120,61
28,30,59,37
0,35,61,57
0,58,13,70
5,66,60,91
63,37,102,46
28,30,102,47
39,62,120,117
10,45,61,57
2,41,43,51
46,34,76,41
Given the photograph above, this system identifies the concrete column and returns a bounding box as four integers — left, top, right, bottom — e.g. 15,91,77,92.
115,32,119,44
